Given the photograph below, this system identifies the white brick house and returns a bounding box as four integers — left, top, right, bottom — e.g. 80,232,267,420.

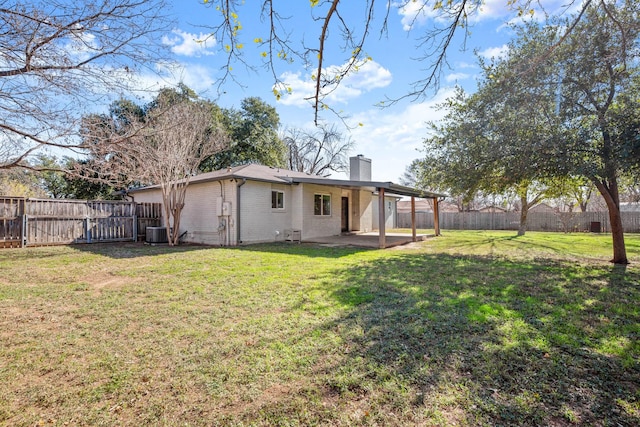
129,156,441,247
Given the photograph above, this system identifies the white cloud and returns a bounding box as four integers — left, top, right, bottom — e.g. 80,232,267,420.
162,29,216,57
276,60,392,108
396,1,437,31
124,61,219,100
63,31,100,62
456,61,477,69
473,0,511,22
338,88,456,182
395,0,511,30
396,0,583,30
479,44,509,60
445,72,470,83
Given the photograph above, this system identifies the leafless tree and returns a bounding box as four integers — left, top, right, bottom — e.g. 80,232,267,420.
282,124,354,176
84,101,229,246
0,0,171,170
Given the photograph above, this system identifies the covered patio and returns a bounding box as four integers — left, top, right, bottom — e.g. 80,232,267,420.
286,176,445,248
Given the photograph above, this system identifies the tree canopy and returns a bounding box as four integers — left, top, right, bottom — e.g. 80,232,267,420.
419,1,640,263
201,97,287,171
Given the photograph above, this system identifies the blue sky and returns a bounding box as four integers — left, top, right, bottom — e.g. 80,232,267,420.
134,1,573,182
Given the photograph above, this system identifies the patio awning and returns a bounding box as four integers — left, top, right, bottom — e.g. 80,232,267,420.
283,177,446,199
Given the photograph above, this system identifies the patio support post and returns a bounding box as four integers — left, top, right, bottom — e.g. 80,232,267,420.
378,188,386,249
411,196,417,242
433,197,441,236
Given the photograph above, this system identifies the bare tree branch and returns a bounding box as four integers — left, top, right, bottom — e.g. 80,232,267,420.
201,0,608,123
84,100,229,245
282,124,354,176
0,0,172,169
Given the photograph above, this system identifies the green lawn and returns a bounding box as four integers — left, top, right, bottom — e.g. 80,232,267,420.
0,231,638,426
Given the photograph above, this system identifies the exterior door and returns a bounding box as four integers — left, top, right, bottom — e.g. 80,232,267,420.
341,197,349,232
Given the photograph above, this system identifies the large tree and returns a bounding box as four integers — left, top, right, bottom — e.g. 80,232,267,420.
83,90,229,246
501,3,639,264
423,2,639,263
0,0,171,170
421,79,557,234
201,97,287,171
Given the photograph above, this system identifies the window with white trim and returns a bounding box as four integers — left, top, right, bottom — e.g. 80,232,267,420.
271,190,284,209
314,194,331,216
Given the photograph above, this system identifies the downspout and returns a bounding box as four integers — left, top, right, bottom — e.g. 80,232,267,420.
236,178,246,244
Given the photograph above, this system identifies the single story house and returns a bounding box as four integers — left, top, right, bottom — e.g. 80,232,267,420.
129,155,443,248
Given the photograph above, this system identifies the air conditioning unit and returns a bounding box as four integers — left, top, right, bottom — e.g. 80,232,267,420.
146,226,168,243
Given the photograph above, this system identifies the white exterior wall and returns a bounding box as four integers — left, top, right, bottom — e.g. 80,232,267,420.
179,180,238,246
291,184,304,231
372,194,398,230
131,180,239,246
238,181,293,243
299,183,342,239
132,178,378,245
357,190,374,233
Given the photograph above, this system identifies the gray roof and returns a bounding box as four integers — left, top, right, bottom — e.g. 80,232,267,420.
128,163,444,198
184,163,321,184
128,164,320,193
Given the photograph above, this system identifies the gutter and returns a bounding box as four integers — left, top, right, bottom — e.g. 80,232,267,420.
236,178,246,244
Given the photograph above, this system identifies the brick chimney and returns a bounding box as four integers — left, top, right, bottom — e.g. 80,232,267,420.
349,154,371,181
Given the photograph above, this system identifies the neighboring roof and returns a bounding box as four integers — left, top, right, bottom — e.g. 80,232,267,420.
530,202,555,212
397,199,433,213
397,199,459,213
478,205,508,212
621,202,640,212
128,163,445,198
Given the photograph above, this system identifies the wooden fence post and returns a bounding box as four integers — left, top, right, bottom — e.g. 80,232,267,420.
21,198,27,248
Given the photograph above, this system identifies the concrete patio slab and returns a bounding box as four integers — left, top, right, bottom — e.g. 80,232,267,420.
303,232,434,248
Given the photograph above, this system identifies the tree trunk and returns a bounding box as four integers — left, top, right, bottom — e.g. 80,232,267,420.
171,205,183,246
593,179,628,264
517,194,528,236
161,188,172,246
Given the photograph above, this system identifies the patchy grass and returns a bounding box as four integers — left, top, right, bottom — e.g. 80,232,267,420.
0,231,638,426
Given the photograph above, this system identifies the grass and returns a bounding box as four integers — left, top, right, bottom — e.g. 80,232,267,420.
0,230,638,426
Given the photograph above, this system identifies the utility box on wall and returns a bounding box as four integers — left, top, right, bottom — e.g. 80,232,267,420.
216,197,231,216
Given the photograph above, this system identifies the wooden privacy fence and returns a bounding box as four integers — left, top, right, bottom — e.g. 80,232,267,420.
0,197,162,248
397,211,640,233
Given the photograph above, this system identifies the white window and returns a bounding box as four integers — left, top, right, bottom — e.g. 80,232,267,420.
272,190,284,209
314,194,331,216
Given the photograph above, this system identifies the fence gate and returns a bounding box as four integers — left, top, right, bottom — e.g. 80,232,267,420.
0,197,161,248
0,197,24,248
